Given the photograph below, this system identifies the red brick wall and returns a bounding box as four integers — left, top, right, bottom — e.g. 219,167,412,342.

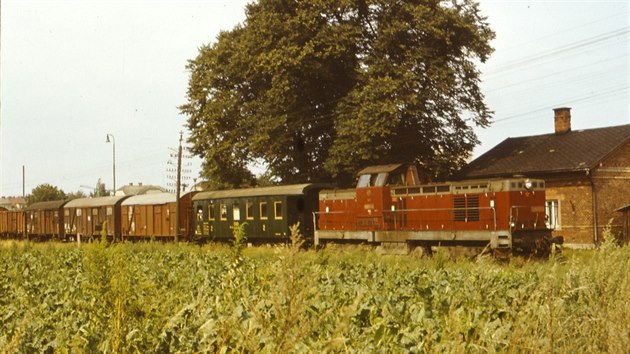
593,140,630,242
545,178,595,246
544,141,630,246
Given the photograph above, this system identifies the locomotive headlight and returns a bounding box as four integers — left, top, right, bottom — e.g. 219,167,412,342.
524,179,533,191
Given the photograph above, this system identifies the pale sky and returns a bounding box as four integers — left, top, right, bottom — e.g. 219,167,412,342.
1,0,628,197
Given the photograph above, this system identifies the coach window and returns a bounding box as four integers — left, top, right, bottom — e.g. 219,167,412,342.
274,201,283,220
246,201,254,220
197,205,203,217
220,204,228,221
233,204,241,221
260,202,268,220
208,202,215,221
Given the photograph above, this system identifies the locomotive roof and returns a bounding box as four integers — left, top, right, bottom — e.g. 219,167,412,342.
357,164,404,175
25,200,68,211
121,192,176,206
193,183,323,200
64,195,129,208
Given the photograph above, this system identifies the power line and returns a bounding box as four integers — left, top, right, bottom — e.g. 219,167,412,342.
483,27,629,77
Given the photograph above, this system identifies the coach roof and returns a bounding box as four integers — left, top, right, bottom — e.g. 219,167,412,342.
193,184,325,201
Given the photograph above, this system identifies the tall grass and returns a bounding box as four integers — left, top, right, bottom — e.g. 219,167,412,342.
0,233,627,353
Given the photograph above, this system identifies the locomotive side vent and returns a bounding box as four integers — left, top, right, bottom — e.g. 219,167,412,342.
454,195,480,222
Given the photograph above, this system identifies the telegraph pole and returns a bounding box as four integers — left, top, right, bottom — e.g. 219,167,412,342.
174,132,183,242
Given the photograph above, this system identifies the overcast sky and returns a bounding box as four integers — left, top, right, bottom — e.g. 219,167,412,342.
1,0,628,197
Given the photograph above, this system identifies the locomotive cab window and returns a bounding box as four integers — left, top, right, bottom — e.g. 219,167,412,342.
374,173,388,187
357,173,387,187
357,174,371,188
387,172,404,186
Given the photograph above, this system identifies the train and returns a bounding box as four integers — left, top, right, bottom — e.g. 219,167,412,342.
0,163,562,255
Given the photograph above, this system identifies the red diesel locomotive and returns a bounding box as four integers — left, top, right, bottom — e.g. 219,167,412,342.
316,164,560,255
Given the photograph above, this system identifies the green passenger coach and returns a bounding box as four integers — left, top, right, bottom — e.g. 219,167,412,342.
192,184,325,243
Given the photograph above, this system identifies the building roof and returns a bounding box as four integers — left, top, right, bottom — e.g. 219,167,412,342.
115,184,166,196
459,124,630,179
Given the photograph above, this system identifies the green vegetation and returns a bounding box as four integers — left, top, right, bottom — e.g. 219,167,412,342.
1,236,628,352
182,0,495,188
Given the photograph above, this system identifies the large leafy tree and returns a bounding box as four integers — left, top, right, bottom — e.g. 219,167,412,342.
27,184,66,205
181,0,494,188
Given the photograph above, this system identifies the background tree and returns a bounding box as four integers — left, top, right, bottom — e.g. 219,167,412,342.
27,184,66,205
91,178,109,197
182,0,494,188
66,190,87,200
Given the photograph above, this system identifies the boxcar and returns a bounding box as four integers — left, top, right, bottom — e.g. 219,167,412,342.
25,200,68,241
121,192,198,240
121,192,177,240
0,208,26,239
192,184,325,243
64,196,130,241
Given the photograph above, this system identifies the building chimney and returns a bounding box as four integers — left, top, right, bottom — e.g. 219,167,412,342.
553,107,571,134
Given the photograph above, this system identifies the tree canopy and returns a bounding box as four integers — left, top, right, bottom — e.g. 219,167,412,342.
181,0,495,188
27,184,66,205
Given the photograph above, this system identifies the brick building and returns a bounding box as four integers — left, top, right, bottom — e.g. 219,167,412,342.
458,108,630,248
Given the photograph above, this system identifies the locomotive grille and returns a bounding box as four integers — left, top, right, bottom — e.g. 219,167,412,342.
454,196,466,221
454,195,480,222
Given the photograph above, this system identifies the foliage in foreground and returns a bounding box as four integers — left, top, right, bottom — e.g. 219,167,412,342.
0,235,628,353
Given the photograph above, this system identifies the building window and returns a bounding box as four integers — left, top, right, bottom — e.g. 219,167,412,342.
274,201,283,220
546,200,560,230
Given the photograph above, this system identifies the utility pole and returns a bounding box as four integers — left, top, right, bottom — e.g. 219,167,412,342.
174,132,183,242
